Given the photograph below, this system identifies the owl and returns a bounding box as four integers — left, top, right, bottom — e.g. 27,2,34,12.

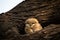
25,18,43,34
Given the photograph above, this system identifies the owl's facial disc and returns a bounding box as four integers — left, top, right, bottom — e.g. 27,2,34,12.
25,18,39,28
25,18,43,34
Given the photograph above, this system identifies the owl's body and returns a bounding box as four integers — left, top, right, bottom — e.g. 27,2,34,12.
25,18,43,34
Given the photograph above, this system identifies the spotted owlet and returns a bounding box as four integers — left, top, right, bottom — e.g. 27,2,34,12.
25,18,43,34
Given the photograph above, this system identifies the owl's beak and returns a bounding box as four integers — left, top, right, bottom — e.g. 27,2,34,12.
31,24,35,27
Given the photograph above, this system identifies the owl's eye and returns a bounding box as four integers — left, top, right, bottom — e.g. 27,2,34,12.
32,23,35,24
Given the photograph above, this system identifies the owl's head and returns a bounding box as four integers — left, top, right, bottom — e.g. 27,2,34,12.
25,18,39,24
25,18,39,27
25,18,42,34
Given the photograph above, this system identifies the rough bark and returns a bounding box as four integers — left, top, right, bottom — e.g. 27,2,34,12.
0,0,60,40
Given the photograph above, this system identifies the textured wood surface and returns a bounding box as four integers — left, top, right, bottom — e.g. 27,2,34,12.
0,0,60,40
